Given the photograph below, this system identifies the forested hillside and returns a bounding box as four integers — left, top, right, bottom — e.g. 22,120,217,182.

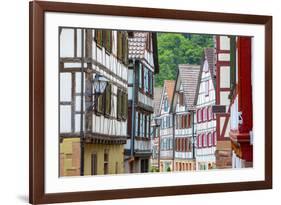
155,33,214,87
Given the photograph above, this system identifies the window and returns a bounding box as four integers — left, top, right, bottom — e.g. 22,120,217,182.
208,132,213,146
188,113,191,128
104,150,109,175
197,134,201,148
179,92,184,106
183,138,186,152
208,106,212,121
203,134,207,147
121,91,128,120
149,71,153,95
164,98,168,112
201,108,205,122
182,115,185,129
140,113,143,137
91,153,97,175
96,91,104,114
147,115,150,138
205,80,209,96
135,111,139,136
144,67,149,93
213,131,217,146
196,109,200,123
138,63,143,89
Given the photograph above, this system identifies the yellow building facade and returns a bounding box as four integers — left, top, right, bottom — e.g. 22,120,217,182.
60,138,81,176
60,138,125,176
84,144,124,175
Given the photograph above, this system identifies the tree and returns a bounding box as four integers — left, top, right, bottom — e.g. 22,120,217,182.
155,33,213,87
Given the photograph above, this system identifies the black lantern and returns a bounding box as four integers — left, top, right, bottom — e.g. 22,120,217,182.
93,74,108,95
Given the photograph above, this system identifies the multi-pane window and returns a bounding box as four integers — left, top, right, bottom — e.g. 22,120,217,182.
179,92,184,106
208,132,213,146
203,134,207,147
213,131,217,146
96,83,112,115
135,111,139,136
138,63,142,89
205,80,209,96
164,98,168,112
104,150,109,175
197,134,202,148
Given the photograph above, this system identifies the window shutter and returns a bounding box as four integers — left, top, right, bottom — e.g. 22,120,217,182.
117,89,122,120
122,33,128,65
105,84,111,116
117,31,122,60
95,30,103,46
197,134,200,148
188,113,191,128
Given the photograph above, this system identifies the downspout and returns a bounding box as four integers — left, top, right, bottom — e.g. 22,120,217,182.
80,29,85,176
191,110,195,160
130,59,136,158
172,112,175,171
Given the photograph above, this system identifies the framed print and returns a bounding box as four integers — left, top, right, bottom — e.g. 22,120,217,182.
29,1,272,204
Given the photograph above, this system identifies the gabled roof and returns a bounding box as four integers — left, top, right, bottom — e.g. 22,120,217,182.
158,80,175,114
170,64,200,112
163,80,175,105
194,48,216,106
128,32,147,59
153,87,163,115
128,32,159,73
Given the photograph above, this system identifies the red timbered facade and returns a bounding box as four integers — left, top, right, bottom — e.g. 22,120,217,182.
229,37,253,168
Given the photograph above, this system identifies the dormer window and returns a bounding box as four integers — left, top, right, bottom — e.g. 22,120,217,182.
203,60,209,72
179,92,184,106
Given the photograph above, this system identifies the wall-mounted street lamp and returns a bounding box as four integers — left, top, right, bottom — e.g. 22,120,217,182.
93,73,109,95
154,116,161,127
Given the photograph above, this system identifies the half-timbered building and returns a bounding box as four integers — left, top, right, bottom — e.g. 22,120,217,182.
229,37,253,168
194,48,217,170
170,65,200,171
150,87,163,171
214,36,233,169
125,32,159,173
59,28,129,176
158,80,175,172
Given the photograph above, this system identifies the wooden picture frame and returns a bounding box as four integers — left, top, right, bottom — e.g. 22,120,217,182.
29,1,272,204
